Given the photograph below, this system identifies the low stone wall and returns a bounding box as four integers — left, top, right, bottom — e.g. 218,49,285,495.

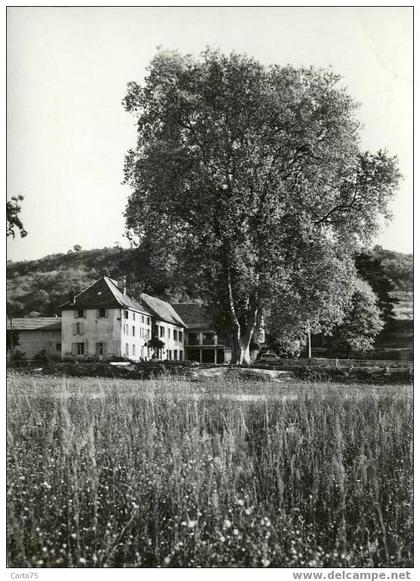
256,358,413,370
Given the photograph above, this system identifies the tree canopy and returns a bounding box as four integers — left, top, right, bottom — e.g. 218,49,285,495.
123,49,400,364
328,279,384,357
355,250,398,324
7,195,27,239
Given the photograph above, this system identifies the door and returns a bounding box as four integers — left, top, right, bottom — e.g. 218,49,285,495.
96,342,106,361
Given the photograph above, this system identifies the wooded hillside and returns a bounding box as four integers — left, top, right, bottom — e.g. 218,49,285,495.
7,247,192,317
7,245,412,318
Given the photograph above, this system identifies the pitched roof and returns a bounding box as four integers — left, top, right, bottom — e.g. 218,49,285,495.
59,277,152,315
7,317,62,331
58,276,185,326
171,303,214,330
141,293,186,327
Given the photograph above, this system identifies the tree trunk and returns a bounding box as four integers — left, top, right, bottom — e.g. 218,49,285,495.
225,266,258,366
232,327,254,365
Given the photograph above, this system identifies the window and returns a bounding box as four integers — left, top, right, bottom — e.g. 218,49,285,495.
147,317,150,325
174,349,178,360
132,326,135,337
189,332,199,345
98,308,106,318
73,322,83,335
203,332,214,345
146,329,151,339
142,315,144,323
179,350,183,361
160,326,165,338
77,309,84,318
167,350,172,360
133,312,136,321
56,343,61,352
124,310,129,319
125,343,129,356
179,331,183,343
173,329,178,341
72,342,84,355
132,344,136,357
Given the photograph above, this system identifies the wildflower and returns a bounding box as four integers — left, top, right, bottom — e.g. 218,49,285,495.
245,508,252,516
187,520,196,529
233,529,239,536
262,558,271,567
164,556,171,565
223,519,232,529
79,558,86,565
237,499,244,506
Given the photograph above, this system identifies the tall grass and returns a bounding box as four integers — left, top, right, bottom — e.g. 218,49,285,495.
7,374,413,567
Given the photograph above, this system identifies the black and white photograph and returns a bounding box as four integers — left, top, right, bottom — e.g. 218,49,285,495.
6,4,414,573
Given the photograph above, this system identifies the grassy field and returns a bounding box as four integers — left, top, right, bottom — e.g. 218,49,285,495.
7,373,413,568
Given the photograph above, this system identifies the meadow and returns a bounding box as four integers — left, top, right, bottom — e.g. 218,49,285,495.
7,373,413,568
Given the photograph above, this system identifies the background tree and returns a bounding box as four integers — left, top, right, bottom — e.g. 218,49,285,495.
7,195,27,239
355,250,397,324
123,49,400,364
146,337,165,359
328,279,384,358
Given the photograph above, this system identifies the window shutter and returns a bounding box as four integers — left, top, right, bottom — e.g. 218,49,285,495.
74,311,78,319
71,343,76,355
72,323,76,335
80,322,84,334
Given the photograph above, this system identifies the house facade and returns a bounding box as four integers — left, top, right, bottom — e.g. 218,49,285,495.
7,317,62,359
8,277,238,364
60,276,186,361
172,304,232,364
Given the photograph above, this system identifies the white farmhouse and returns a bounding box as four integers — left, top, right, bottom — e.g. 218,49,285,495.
60,276,185,361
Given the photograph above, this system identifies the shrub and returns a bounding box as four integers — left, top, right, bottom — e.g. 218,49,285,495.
10,350,25,363
33,350,49,365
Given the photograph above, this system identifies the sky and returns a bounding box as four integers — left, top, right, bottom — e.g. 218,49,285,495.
7,6,413,262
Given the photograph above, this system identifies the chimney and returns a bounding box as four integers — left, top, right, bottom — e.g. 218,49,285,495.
68,289,76,304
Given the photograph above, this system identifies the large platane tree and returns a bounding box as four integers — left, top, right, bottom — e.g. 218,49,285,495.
123,49,400,364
